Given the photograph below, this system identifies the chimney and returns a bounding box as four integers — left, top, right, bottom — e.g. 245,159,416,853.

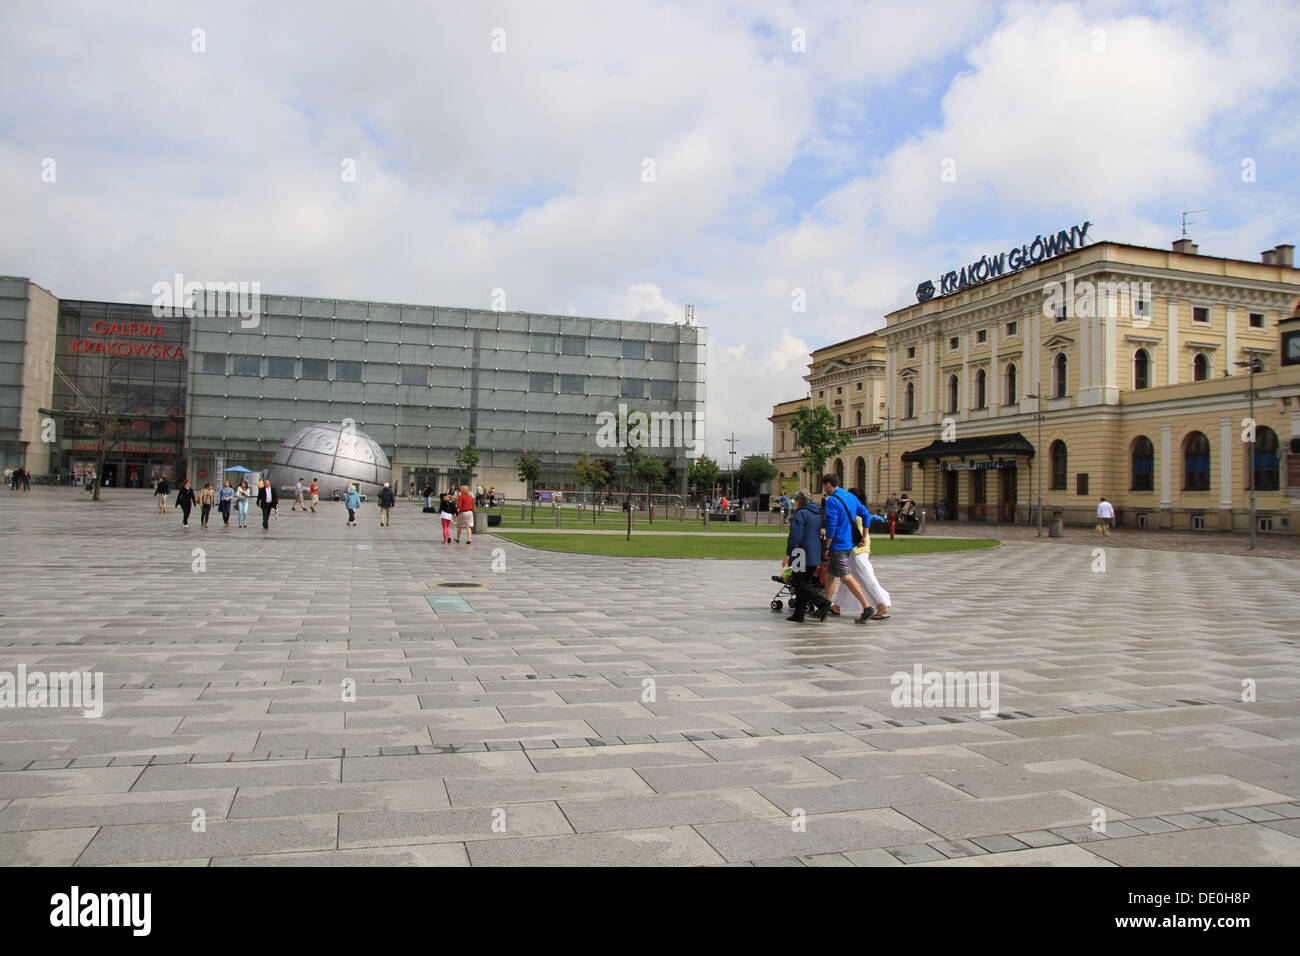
1275,244,1295,267
1172,238,1198,254
1262,249,1278,265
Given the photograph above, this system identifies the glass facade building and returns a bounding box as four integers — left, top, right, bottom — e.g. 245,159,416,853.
1,276,706,496
49,299,188,487
186,295,706,494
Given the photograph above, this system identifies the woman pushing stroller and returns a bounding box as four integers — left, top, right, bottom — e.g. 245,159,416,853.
781,490,832,623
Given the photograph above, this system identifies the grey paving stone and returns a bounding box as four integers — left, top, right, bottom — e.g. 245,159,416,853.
1123,817,1184,835
0,788,237,831
339,801,571,848
466,826,725,866
558,788,781,833
887,843,947,864
969,833,1030,853
77,813,339,865
1009,829,1069,848
1082,824,1300,866
695,808,937,863
445,767,654,807
0,827,98,866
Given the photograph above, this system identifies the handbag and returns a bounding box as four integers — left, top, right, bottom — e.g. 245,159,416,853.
834,493,865,547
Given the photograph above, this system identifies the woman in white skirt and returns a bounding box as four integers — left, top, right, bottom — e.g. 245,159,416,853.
829,512,891,621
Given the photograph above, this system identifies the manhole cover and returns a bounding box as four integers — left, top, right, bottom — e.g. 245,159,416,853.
429,582,487,588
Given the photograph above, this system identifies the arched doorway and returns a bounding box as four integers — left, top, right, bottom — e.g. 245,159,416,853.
855,457,866,502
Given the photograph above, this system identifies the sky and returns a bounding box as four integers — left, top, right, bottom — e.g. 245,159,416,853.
3,0,1298,461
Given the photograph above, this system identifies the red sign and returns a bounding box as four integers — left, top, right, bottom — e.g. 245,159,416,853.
197,468,208,479
71,319,184,359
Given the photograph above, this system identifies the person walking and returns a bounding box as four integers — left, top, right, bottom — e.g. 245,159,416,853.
309,478,319,513
1097,497,1115,536
455,484,475,543
154,474,170,514
218,480,234,528
422,483,434,510
819,473,876,623
345,483,361,527
781,490,829,623
235,479,251,527
439,492,455,543
257,478,278,530
175,479,196,528
198,482,216,529
293,478,305,511
378,482,395,527
830,507,892,622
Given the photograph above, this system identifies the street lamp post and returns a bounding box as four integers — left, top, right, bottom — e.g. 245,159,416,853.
1235,358,1262,550
1026,386,1045,536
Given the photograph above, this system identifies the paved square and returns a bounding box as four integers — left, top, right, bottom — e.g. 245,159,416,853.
0,490,1297,865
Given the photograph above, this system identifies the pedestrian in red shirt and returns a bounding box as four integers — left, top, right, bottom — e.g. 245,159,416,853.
455,484,475,544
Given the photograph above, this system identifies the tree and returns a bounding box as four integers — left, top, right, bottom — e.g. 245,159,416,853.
573,451,608,492
516,450,542,496
618,407,650,492
54,355,131,502
738,455,778,497
455,441,480,485
789,405,847,488
688,455,720,497
633,456,667,493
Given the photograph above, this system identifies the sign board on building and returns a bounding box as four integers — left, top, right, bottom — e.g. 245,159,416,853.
940,460,1019,471
916,222,1092,302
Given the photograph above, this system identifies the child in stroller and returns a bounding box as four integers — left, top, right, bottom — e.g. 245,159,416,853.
769,562,827,613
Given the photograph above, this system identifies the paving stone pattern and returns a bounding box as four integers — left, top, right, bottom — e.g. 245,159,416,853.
0,489,1296,866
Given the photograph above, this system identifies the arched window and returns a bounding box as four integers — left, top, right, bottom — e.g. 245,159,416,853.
780,430,785,451
1252,427,1280,491
1131,436,1154,491
855,457,866,496
976,369,987,409
1050,440,1067,490
1134,349,1150,389
1054,352,1068,398
855,410,862,427
1005,363,1017,404
905,381,915,419
948,375,959,413
1193,353,1209,382
1184,432,1210,491
834,458,844,484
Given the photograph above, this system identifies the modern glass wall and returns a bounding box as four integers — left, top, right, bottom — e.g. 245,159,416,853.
51,299,189,484
185,296,705,491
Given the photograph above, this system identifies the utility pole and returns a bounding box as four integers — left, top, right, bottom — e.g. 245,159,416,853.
1026,384,1045,536
725,432,738,503
1235,357,1262,549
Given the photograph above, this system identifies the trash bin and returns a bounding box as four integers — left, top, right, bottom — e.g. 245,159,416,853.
474,512,487,535
1049,513,1064,538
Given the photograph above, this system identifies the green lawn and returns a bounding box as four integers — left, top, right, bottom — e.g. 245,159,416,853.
494,512,787,533
493,532,998,560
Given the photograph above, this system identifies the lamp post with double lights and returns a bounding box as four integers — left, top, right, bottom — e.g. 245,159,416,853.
1025,385,1046,536
1234,357,1263,550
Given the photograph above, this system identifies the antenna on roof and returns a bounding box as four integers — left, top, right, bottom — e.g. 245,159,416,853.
1181,210,1208,239
683,304,695,326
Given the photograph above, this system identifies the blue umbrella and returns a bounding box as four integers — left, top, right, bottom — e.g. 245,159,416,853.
224,466,254,473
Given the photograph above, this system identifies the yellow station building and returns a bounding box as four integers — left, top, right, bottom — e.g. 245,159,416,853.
771,231,1300,534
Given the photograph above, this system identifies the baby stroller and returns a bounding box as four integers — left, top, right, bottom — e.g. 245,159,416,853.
769,563,827,612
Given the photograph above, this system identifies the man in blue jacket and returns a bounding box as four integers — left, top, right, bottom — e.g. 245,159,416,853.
782,490,829,622
820,473,876,622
